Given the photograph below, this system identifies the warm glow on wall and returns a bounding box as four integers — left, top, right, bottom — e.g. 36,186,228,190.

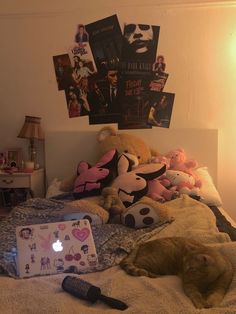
228,32,236,65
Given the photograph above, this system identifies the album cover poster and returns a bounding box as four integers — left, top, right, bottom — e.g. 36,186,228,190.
147,91,175,128
149,72,169,92
120,23,160,72
64,85,91,119
88,69,121,124
53,54,74,90
118,73,152,129
85,15,123,73
68,42,97,87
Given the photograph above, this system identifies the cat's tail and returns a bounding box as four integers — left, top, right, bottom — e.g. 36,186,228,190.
120,246,150,277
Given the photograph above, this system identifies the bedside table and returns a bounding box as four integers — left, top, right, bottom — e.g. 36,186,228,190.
0,169,45,207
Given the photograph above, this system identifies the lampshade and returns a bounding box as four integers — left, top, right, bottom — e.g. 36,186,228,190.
18,116,44,140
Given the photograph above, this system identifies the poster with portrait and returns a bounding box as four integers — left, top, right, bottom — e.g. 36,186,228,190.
85,15,123,73
147,91,175,128
120,23,160,73
88,69,120,124
64,85,91,118
68,42,97,79
74,24,89,45
118,73,152,129
149,71,169,92
52,54,73,90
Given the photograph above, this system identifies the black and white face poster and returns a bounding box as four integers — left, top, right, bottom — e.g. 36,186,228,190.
120,23,160,72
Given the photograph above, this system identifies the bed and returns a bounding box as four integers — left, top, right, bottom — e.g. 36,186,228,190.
1,128,236,314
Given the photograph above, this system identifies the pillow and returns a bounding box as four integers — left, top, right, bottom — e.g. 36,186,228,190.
73,149,118,199
194,167,222,206
46,178,64,198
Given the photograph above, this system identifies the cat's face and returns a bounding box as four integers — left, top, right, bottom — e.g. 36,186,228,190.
183,253,223,286
183,254,214,273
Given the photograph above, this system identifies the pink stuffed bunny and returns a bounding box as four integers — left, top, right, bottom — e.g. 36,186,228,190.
73,149,118,199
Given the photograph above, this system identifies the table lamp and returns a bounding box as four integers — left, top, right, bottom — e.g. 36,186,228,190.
17,116,44,168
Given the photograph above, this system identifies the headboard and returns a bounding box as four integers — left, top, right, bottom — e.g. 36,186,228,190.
45,128,218,186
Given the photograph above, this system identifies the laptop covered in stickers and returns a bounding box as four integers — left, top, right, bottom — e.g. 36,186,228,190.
15,219,98,278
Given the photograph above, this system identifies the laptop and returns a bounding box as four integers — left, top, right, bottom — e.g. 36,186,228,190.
16,219,98,278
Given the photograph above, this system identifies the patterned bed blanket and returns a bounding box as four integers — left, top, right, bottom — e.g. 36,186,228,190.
0,198,170,277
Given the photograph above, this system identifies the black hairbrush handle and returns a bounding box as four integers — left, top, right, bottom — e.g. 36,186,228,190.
100,294,128,311
62,276,101,303
62,276,128,311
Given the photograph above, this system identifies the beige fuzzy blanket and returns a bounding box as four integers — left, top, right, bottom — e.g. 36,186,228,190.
1,195,236,314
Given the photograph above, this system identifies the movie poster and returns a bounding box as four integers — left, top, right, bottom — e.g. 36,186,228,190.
88,69,120,124
68,42,97,79
52,54,73,90
147,91,175,128
120,23,160,72
64,84,91,119
85,15,123,124
118,73,152,129
149,71,169,92
85,15,123,73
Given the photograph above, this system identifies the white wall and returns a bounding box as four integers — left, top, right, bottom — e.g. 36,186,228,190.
0,0,236,218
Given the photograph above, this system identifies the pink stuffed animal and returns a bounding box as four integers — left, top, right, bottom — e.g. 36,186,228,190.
73,149,118,199
147,179,178,202
165,148,202,188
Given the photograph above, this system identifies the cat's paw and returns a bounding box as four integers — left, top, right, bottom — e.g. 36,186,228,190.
137,269,149,277
193,300,212,309
207,293,223,307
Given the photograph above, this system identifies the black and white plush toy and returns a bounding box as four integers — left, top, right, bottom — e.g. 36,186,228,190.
121,196,172,229
111,154,166,208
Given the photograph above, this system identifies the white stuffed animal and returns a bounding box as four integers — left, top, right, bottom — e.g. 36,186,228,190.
111,154,166,207
166,169,200,196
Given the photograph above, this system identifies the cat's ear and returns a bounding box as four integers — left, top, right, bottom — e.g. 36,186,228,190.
196,254,214,266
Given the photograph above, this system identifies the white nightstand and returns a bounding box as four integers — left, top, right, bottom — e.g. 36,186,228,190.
0,169,45,207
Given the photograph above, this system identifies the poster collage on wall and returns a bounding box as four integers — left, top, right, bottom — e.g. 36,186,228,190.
52,15,175,129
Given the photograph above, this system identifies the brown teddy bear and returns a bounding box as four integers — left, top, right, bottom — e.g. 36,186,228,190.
97,126,158,166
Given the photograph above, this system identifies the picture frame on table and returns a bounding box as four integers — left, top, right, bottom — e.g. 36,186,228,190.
0,151,7,169
6,148,22,168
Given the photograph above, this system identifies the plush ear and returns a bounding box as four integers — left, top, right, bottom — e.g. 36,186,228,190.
96,149,118,169
96,126,117,143
77,161,91,175
136,163,166,181
117,155,132,175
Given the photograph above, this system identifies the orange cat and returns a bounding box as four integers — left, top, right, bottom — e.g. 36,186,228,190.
120,237,233,309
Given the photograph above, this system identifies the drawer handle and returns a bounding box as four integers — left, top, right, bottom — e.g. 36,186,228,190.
2,179,14,184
